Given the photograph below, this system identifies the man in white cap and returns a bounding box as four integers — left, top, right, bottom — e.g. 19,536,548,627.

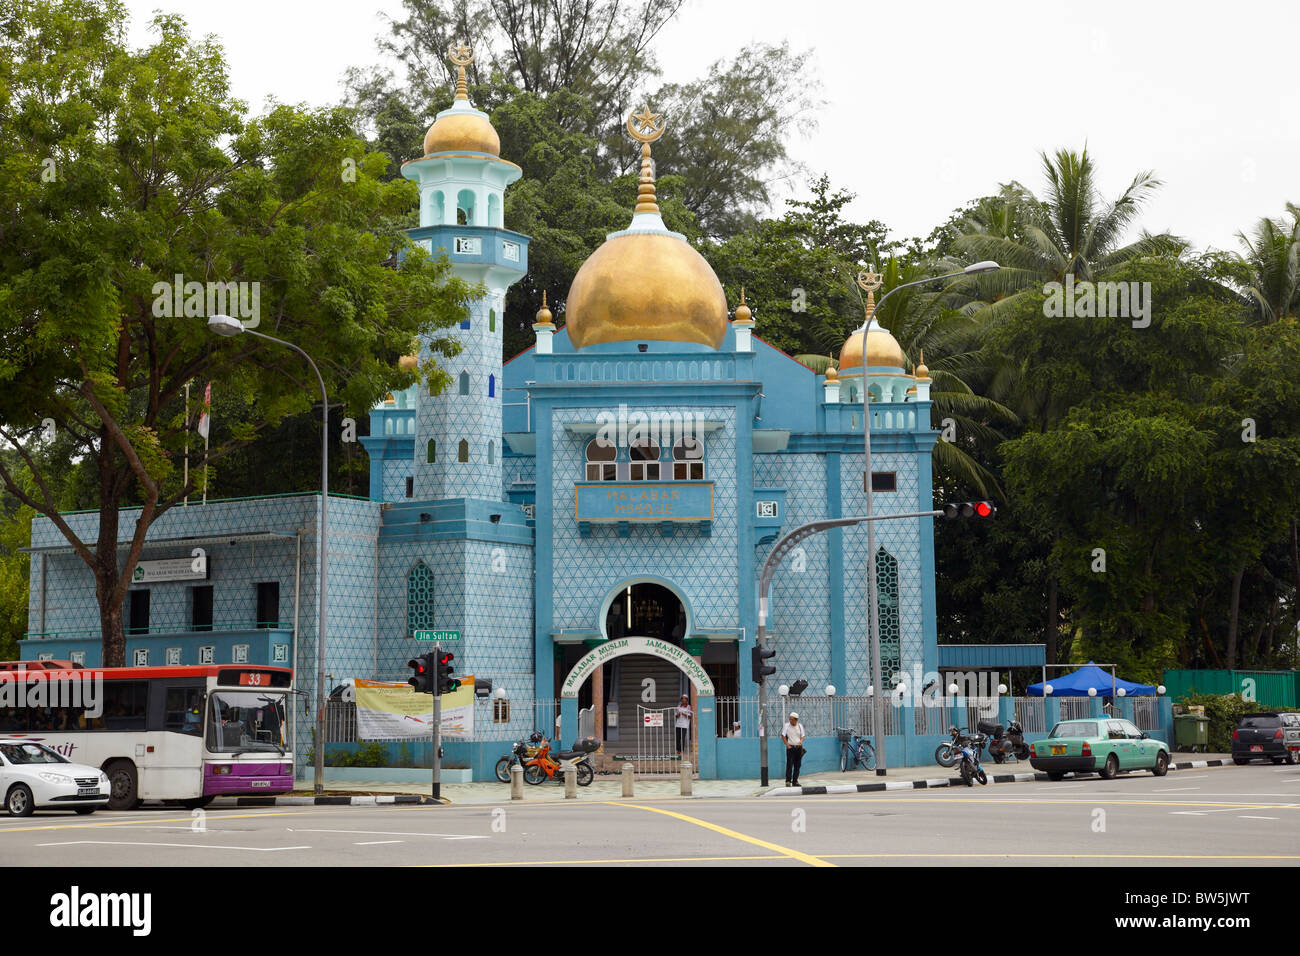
781,711,806,786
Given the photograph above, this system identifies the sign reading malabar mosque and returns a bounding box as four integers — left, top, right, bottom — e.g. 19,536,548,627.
561,637,715,698
574,481,713,522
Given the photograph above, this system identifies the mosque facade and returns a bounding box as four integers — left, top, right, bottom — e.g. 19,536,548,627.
19,49,988,777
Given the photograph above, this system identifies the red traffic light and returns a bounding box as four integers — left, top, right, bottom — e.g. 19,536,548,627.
942,501,997,519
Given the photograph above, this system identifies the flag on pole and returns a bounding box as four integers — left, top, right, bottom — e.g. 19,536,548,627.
197,382,211,440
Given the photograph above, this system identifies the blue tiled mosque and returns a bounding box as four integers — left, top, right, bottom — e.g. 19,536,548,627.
20,50,991,778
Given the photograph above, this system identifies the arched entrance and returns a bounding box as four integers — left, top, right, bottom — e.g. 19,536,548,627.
555,579,716,776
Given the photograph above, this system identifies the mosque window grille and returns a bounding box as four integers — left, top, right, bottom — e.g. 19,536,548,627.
628,439,660,481
458,371,470,395
585,437,617,481
486,441,495,465
672,436,705,480
458,439,469,462
488,373,495,398
407,562,436,636
489,309,496,333
426,439,437,464
874,548,902,684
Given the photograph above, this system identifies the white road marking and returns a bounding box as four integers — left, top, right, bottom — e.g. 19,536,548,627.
36,841,310,851
1153,787,1201,793
1237,816,1278,820
287,827,488,840
354,840,404,845
1164,775,1208,781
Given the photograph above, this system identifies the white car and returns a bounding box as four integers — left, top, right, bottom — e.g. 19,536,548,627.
0,738,111,816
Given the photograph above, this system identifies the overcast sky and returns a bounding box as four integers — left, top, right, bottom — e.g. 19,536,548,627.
124,0,1299,254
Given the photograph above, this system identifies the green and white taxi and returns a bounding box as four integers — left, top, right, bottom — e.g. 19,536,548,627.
1029,717,1170,781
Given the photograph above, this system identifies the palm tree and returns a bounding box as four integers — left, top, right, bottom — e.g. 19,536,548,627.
1236,203,1300,323
945,148,1184,319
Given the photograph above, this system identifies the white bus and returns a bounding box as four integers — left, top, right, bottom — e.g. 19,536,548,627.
0,663,293,809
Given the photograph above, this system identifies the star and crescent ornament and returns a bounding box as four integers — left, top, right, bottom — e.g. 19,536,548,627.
626,106,667,144
856,269,883,294
448,41,475,67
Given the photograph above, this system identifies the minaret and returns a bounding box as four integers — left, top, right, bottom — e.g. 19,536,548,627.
401,41,528,500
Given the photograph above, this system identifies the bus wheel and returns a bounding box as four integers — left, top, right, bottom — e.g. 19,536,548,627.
180,796,214,810
105,761,142,811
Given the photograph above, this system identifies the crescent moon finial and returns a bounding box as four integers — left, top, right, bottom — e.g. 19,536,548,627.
448,41,475,100
626,106,666,144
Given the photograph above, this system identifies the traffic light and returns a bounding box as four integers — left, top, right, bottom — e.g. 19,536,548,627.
407,653,434,694
751,645,776,684
942,500,997,520
436,651,460,695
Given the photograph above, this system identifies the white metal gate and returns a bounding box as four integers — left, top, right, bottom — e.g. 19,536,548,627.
635,704,679,774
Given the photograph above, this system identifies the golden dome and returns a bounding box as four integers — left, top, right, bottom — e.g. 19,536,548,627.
534,291,554,327
839,318,905,372
566,233,728,348
398,353,419,372
563,106,728,350
423,110,500,157
422,41,500,157
383,392,396,405
825,364,839,382
914,348,931,380
733,288,753,325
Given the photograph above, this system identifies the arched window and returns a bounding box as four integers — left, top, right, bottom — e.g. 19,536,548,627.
457,439,469,462
874,548,902,684
406,562,435,636
426,439,436,463
672,436,705,480
460,317,471,330
486,441,495,464
585,437,616,481
458,371,470,395
488,374,496,398
456,188,476,225
489,309,496,333
488,193,501,227
629,439,660,481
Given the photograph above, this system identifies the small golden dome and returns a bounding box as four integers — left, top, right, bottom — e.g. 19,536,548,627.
422,41,500,157
825,364,839,382
733,288,753,325
383,392,396,405
839,318,906,372
534,291,554,327
564,107,728,350
914,348,931,380
398,353,419,372
423,110,500,157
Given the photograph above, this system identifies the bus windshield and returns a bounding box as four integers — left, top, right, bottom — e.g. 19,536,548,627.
206,692,287,754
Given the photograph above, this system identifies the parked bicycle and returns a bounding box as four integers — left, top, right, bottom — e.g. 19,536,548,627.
836,727,876,772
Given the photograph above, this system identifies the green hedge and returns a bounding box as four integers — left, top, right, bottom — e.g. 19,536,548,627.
1176,692,1276,752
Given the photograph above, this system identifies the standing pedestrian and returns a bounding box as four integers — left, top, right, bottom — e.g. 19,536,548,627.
781,711,806,786
674,694,693,755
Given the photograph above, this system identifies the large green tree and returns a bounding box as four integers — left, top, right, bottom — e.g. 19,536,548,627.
0,1,472,666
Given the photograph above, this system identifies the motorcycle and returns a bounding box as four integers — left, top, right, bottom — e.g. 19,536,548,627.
957,733,988,786
935,726,978,768
523,736,599,786
980,718,1030,764
494,731,545,782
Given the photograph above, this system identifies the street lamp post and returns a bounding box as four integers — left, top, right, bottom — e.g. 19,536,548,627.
856,261,998,775
209,314,330,794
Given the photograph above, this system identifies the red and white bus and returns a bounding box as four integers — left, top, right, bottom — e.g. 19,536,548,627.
0,664,294,809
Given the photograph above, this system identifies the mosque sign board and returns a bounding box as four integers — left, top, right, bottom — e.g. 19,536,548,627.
561,637,715,698
574,481,713,523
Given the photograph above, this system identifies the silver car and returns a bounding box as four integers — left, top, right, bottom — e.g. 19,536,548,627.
0,738,110,816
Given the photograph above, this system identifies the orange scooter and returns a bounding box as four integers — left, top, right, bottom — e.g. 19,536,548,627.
523,737,598,786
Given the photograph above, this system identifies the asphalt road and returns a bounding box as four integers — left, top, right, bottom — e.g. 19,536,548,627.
2,764,1297,867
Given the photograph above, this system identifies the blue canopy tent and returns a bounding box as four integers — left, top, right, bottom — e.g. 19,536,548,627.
1026,662,1157,697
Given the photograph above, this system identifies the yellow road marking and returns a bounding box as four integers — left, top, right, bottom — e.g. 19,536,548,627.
618,802,834,867
819,853,1300,860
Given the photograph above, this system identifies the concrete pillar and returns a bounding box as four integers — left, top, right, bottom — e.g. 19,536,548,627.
680,761,693,796
592,663,605,745
510,763,523,800
564,765,576,798
621,762,634,797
